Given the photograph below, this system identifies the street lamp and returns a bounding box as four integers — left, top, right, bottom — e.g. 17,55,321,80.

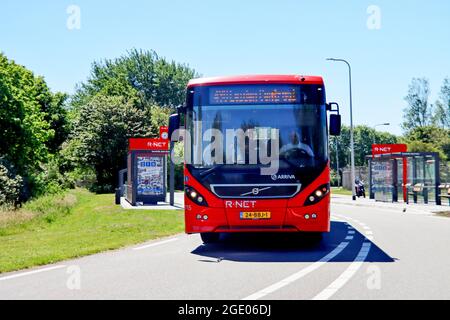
335,137,340,187
373,123,390,145
327,58,357,200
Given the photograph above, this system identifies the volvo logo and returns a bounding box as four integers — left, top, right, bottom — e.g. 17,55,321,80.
240,187,272,197
271,174,296,181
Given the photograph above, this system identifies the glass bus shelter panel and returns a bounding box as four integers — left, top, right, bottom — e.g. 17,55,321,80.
370,152,441,205
406,154,439,204
425,156,437,204
372,159,394,202
397,158,404,202
415,157,425,204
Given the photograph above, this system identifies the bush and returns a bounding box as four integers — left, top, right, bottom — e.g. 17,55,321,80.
0,160,24,207
30,157,73,197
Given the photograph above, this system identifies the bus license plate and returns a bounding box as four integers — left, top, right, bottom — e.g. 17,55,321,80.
240,212,271,220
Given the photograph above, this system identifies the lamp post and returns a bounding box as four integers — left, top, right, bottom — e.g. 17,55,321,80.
335,137,340,187
373,123,390,145
327,58,357,200
370,123,389,200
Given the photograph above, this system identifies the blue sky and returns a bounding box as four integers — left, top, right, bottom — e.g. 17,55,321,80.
1,0,449,135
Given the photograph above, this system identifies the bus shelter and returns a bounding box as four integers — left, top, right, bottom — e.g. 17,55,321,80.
125,132,169,206
368,152,441,205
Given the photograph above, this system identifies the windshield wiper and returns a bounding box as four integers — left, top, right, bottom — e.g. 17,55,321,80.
199,164,226,179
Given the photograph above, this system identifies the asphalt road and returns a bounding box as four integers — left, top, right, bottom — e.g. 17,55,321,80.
1,199,450,300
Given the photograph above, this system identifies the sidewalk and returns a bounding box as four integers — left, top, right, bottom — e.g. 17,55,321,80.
331,194,449,215
120,191,448,215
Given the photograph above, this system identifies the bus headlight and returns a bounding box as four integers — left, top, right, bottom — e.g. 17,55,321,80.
304,184,330,206
185,186,208,207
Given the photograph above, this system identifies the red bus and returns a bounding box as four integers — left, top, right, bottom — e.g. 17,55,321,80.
169,75,341,243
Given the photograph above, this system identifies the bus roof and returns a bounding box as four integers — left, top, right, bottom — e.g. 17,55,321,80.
187,75,324,88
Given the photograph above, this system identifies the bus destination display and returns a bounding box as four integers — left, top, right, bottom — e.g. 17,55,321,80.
209,85,300,105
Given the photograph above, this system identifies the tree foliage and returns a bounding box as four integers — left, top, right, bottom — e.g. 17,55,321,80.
329,125,398,169
402,78,433,131
71,49,198,109
67,95,151,192
0,53,69,204
67,49,196,192
401,77,449,161
432,78,450,129
0,159,23,207
403,126,450,160
0,53,51,175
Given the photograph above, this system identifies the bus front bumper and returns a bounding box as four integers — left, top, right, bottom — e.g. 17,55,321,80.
185,195,330,234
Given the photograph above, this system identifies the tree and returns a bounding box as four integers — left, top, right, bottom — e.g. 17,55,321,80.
0,53,52,177
402,78,432,132
67,94,152,192
329,125,398,170
404,125,450,160
71,49,198,110
68,49,197,191
432,78,450,129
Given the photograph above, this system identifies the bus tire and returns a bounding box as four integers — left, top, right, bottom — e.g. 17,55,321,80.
200,233,221,244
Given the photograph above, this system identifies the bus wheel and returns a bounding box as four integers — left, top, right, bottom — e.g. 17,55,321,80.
200,233,221,244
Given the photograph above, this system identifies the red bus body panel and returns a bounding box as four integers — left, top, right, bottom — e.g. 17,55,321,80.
184,166,330,234
188,75,324,88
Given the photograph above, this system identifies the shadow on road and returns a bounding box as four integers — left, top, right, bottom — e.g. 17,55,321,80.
191,222,394,263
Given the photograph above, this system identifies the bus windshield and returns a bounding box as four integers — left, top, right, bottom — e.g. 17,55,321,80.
186,84,328,170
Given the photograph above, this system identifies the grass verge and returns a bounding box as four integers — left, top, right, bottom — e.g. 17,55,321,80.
435,211,450,218
0,189,184,273
331,187,353,196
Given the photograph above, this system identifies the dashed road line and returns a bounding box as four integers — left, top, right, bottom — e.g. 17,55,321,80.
242,241,350,300
0,265,66,281
312,214,374,300
243,214,374,300
313,242,372,300
133,238,179,251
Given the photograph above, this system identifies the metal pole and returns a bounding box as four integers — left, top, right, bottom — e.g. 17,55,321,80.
169,141,175,206
347,61,357,201
336,137,340,187
327,58,356,200
434,153,441,205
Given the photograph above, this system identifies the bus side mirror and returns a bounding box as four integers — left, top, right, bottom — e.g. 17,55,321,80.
168,114,180,141
330,114,341,136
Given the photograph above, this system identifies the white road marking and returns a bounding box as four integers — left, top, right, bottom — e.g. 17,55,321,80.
313,242,372,300
133,238,179,251
348,231,356,234
345,236,354,240
0,265,66,281
242,241,350,300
